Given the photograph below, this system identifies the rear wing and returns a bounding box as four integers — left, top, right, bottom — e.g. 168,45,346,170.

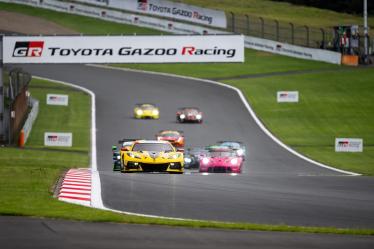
157,130,184,135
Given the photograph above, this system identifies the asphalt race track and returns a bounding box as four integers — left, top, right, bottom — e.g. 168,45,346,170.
14,64,374,229
2,216,374,249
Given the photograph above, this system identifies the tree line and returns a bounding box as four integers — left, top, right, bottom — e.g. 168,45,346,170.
271,0,373,15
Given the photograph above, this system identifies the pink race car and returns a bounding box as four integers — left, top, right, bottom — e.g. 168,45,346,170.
199,146,243,173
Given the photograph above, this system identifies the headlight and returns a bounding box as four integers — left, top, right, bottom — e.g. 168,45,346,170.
230,158,238,165
184,157,192,163
196,114,202,119
168,153,181,159
202,157,210,165
116,155,121,160
180,114,186,119
152,109,159,115
127,152,141,159
237,149,244,156
136,109,143,115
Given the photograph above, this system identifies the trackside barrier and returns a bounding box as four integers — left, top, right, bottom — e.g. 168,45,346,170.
20,97,39,146
0,0,341,64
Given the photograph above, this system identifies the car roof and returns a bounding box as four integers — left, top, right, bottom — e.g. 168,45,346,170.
207,145,232,152
179,107,200,110
160,130,180,134
134,140,171,144
136,103,156,107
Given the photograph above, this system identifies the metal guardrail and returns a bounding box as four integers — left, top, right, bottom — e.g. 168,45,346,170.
225,12,372,56
22,97,39,145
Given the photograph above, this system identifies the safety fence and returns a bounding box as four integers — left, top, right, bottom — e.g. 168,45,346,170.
2,68,32,144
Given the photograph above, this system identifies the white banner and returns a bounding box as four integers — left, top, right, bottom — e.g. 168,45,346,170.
74,0,227,28
335,138,363,152
277,91,299,103
0,0,341,64
245,36,341,65
44,132,73,147
47,94,69,106
3,35,244,63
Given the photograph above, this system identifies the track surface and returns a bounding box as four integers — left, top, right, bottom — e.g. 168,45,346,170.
17,64,374,228
2,216,374,249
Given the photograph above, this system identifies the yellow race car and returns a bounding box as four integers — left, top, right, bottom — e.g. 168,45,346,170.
134,103,159,119
121,140,184,174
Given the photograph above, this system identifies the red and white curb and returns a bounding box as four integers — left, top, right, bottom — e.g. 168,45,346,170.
58,168,91,206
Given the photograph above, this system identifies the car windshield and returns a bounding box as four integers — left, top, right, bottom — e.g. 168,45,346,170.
132,143,174,152
141,105,155,110
160,132,179,137
209,151,236,157
184,109,199,114
220,142,241,149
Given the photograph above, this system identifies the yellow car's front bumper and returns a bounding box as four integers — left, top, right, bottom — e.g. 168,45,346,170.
134,110,159,119
122,160,184,173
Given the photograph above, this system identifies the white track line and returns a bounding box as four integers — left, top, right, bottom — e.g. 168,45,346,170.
34,61,361,222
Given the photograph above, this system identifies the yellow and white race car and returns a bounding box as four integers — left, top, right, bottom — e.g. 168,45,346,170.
121,140,184,174
134,103,159,119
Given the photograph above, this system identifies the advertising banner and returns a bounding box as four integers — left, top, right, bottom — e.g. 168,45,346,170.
335,138,363,152
47,94,69,106
277,91,299,103
44,132,73,147
74,0,227,28
245,36,341,65
3,35,244,63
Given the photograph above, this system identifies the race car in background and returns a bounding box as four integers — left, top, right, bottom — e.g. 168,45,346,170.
199,145,243,173
176,107,203,123
112,139,136,171
134,103,159,119
216,141,246,160
121,140,184,173
156,130,185,150
112,145,121,171
183,147,208,169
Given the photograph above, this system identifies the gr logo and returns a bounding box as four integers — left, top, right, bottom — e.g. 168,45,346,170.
13,41,44,57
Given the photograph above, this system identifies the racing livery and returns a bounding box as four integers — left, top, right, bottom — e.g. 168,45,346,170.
156,130,185,149
112,139,136,171
199,146,243,173
134,103,159,119
112,145,122,171
184,147,208,169
176,107,203,123
121,140,184,173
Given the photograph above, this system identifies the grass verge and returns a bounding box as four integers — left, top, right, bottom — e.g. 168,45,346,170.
0,2,161,35
1,2,373,234
0,76,373,236
224,68,374,175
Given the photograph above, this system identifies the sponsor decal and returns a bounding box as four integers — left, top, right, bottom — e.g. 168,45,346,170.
12,41,44,57
44,132,73,147
72,0,227,28
47,94,69,106
277,91,299,103
3,35,244,63
335,138,363,152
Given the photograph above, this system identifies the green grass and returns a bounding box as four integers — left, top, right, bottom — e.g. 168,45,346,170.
1,1,374,234
117,49,338,79
224,68,374,175
174,0,374,30
0,2,161,35
1,79,373,235
26,80,90,152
